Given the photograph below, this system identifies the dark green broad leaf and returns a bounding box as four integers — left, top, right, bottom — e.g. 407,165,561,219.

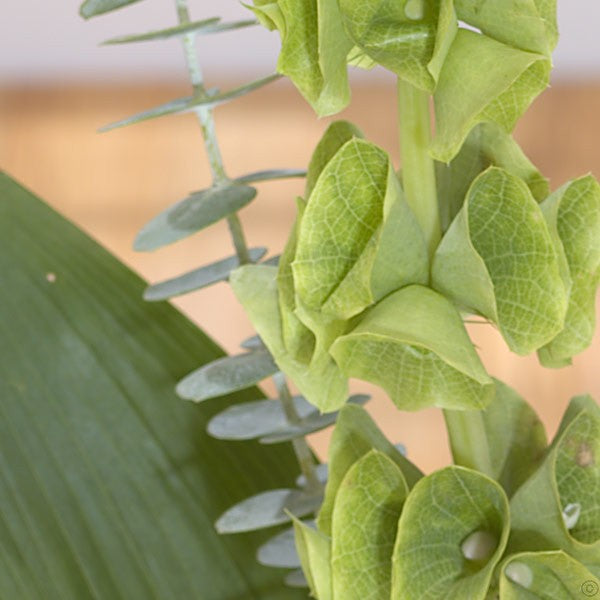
538,175,600,367
177,349,278,403
234,168,307,185
207,395,318,441
259,394,369,444
215,488,323,534
444,379,547,497
100,74,281,132
292,517,332,599
330,285,494,411
231,264,349,412
431,29,551,162
432,167,567,355
509,396,600,567
331,450,409,599
102,18,257,45
317,404,423,536
436,122,550,231
250,0,353,116
392,467,510,599
80,0,145,18
338,0,457,91
293,138,428,322
0,172,306,599
500,551,600,598
143,247,267,301
455,0,558,57
257,525,302,568
134,183,257,252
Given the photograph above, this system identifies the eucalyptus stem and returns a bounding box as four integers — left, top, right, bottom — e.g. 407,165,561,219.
397,78,441,260
272,372,322,493
175,0,250,265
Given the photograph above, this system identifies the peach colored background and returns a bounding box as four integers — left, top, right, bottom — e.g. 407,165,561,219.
2,80,599,473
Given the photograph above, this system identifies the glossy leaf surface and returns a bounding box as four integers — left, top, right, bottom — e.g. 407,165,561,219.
0,172,305,599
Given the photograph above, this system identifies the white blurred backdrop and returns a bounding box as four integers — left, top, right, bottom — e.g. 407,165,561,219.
1,1,599,83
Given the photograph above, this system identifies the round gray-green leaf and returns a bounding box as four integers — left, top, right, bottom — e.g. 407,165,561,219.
330,285,494,411
215,489,323,534
432,167,567,355
392,466,510,599
177,349,278,402
134,183,256,252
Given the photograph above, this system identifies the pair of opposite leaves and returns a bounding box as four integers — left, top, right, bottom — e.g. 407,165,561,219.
293,391,600,599
250,0,557,161
231,120,600,413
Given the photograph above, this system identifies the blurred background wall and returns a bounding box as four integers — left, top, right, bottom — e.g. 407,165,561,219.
1,1,599,472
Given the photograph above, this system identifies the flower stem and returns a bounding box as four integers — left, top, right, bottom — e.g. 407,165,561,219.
397,78,441,260
273,372,322,494
175,0,250,265
443,409,494,477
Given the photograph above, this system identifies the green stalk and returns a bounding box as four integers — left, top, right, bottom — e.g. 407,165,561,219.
397,78,441,260
175,0,250,265
273,372,322,494
443,409,494,477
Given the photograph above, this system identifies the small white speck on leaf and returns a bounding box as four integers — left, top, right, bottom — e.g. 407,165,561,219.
46,272,57,283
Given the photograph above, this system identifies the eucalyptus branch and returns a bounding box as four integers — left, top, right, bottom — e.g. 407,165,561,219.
273,371,322,494
175,0,250,265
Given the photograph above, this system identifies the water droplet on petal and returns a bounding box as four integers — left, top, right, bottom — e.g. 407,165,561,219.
562,502,581,530
461,530,497,562
405,0,425,20
505,561,533,589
